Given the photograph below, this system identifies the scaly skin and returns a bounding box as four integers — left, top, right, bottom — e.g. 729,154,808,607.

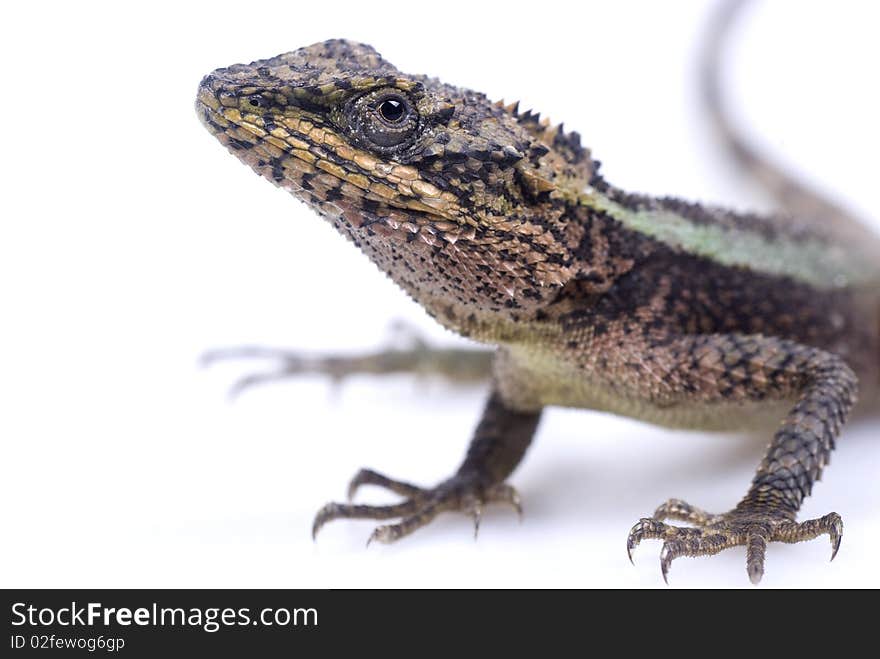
196,6,880,584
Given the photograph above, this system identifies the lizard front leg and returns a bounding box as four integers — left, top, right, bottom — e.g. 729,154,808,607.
312,391,541,543
201,321,492,397
625,334,858,584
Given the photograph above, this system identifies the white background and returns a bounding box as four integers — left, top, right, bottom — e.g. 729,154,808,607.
1,0,878,588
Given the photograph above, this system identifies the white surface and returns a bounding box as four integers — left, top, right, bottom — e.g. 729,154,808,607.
1,0,878,588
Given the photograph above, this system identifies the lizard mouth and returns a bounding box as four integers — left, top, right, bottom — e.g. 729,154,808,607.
196,92,473,246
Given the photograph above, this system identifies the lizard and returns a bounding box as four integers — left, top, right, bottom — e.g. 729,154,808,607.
195,0,880,584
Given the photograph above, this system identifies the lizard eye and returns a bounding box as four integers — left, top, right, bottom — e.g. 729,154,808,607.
244,94,268,110
347,88,418,151
377,97,405,122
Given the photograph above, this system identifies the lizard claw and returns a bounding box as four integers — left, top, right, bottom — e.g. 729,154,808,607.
627,499,844,584
313,468,523,544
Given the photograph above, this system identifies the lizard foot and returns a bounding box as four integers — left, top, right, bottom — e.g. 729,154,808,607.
626,498,842,584
312,468,522,544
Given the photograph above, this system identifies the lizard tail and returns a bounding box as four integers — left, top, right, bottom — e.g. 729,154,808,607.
700,0,874,242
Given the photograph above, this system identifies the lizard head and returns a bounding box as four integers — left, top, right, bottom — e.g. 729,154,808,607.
197,40,599,337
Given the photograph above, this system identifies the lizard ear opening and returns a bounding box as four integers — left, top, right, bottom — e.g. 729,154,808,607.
515,163,557,199
501,102,599,195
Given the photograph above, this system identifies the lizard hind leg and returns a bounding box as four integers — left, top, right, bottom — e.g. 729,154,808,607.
311,392,540,544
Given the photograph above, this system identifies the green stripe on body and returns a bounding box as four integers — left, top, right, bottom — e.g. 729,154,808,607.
588,195,879,289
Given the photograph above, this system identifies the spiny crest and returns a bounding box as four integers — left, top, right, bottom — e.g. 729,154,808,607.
495,99,598,195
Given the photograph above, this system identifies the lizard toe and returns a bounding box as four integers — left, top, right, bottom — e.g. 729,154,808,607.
313,468,523,544
627,499,844,584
